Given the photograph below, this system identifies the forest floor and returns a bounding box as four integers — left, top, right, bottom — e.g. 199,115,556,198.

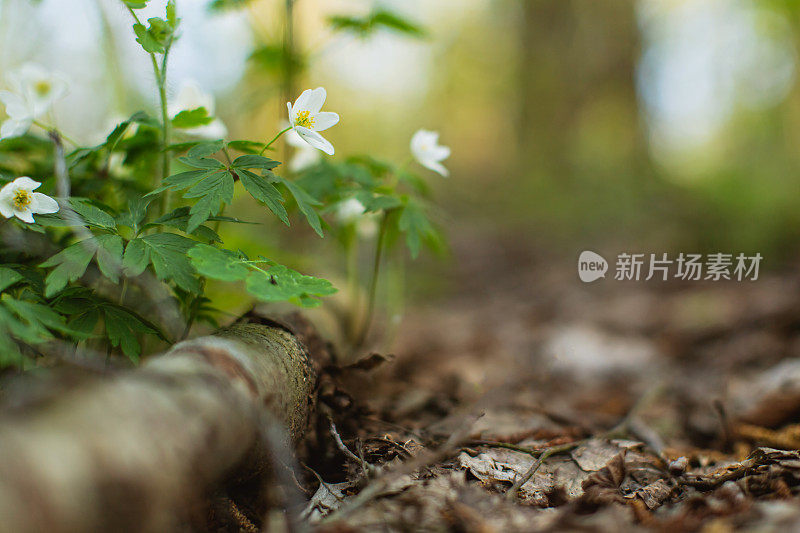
267,231,800,532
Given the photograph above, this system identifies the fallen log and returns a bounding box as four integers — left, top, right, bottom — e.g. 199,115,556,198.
0,320,317,532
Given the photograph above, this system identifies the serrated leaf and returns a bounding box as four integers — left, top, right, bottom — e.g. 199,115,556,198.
172,107,213,129
140,233,200,292
245,264,336,307
151,207,221,242
227,140,264,154
0,267,23,293
238,169,288,225
273,176,323,237
398,201,434,259
231,154,280,170
188,140,224,158
188,244,249,281
95,234,123,283
178,155,225,169
103,306,155,361
133,22,165,53
69,199,116,229
40,241,96,297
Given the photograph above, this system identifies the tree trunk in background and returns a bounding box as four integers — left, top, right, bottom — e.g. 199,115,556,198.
0,321,316,533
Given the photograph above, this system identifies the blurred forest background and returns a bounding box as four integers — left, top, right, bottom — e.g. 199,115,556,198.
2,0,800,305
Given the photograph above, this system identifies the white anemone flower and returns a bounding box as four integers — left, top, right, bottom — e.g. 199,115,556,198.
8,63,68,117
0,64,68,140
168,80,228,140
285,127,321,172
410,129,450,177
335,198,378,238
287,87,339,156
0,91,34,140
0,177,59,223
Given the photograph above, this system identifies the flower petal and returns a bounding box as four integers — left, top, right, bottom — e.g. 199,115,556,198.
13,177,41,191
0,90,31,120
419,158,449,177
0,198,14,218
31,192,59,214
287,102,294,124
432,145,451,161
293,87,326,114
13,208,35,223
312,112,339,132
0,117,32,139
295,126,334,155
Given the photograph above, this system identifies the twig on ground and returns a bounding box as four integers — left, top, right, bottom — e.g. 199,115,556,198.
300,463,343,502
506,441,583,499
320,412,482,524
506,383,669,500
330,419,374,477
364,436,413,458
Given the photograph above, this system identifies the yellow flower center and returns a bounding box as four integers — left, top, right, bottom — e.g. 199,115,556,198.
13,189,31,210
34,80,51,97
295,110,315,129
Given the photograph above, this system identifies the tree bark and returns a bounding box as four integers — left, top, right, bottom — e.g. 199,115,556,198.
0,321,316,532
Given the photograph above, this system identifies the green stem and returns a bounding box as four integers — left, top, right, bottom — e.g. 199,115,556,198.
33,120,79,147
353,212,389,348
259,126,292,156
125,5,171,213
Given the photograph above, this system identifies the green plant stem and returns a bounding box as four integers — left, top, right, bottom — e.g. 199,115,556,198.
33,121,79,147
125,5,171,214
353,212,388,348
259,127,291,156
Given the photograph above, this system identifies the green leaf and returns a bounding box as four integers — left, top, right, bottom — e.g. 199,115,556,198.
188,140,224,158
208,0,253,11
103,306,155,361
133,22,165,54
245,264,336,307
124,0,148,8
40,242,96,297
0,267,23,293
238,169,288,225
187,245,336,307
151,207,222,242
95,234,123,283
172,107,213,129
116,196,152,233
188,244,249,281
69,199,116,229
398,201,434,259
122,238,149,277
166,0,178,27
273,176,323,237
140,233,200,293
178,155,225,169
227,140,265,154
231,154,280,170
328,9,425,38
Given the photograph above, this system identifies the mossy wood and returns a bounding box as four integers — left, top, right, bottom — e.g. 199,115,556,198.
0,322,316,532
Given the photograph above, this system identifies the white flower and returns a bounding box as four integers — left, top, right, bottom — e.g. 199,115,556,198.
7,63,68,117
168,80,228,140
285,127,321,172
0,91,34,140
335,198,378,238
0,177,59,223
287,87,339,156
410,129,450,177
0,63,68,140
